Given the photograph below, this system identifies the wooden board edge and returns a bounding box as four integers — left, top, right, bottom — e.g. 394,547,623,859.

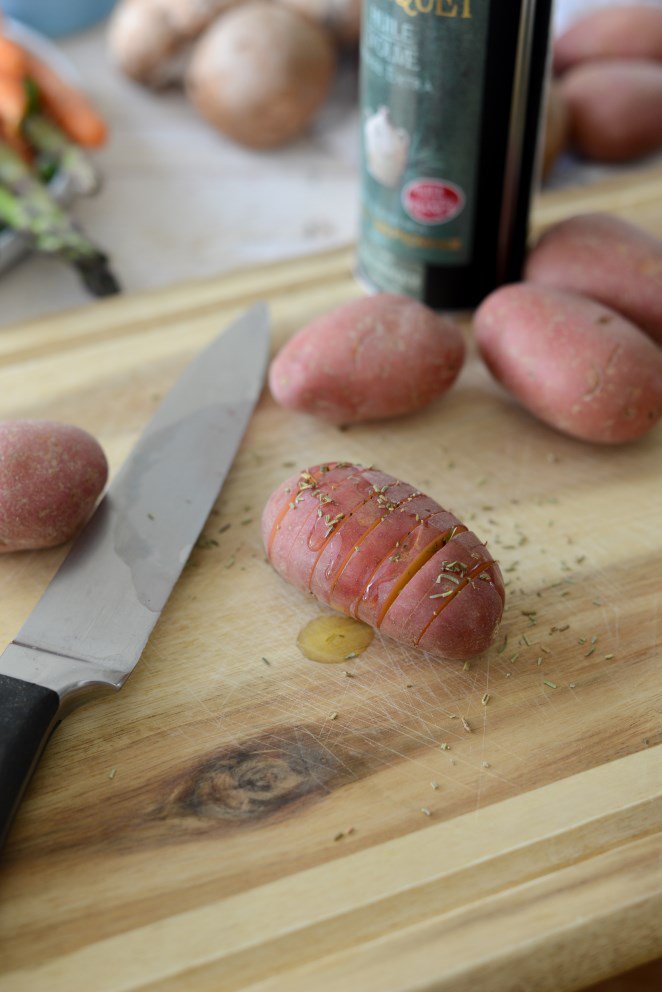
0,246,356,363
533,162,662,227
3,744,660,992
239,830,662,992
2,161,661,362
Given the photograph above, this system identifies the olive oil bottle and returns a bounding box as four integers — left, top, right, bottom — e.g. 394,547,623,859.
358,0,554,308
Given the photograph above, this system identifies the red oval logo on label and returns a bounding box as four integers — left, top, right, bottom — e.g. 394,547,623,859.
401,178,465,226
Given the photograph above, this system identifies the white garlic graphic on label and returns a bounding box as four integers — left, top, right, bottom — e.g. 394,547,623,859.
364,107,410,189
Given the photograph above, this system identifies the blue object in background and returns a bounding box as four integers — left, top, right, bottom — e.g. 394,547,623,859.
3,0,117,37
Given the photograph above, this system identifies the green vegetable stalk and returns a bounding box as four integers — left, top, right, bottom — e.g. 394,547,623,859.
0,140,119,296
23,114,100,196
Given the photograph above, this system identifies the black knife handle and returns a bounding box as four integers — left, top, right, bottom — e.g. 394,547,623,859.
0,674,61,848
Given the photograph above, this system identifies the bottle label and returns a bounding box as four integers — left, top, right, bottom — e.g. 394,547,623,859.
358,0,490,298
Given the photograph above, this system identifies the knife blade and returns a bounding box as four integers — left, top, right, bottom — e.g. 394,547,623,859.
0,302,270,847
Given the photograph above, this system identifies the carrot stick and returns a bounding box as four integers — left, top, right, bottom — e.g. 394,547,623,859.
0,121,32,161
0,34,28,78
24,52,107,147
0,73,27,133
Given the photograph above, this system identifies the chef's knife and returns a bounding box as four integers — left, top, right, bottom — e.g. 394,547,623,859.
0,303,269,848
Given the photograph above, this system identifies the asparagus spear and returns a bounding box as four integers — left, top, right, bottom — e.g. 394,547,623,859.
0,139,119,296
22,113,100,196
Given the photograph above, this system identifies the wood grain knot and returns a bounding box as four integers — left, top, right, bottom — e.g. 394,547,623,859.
175,735,341,822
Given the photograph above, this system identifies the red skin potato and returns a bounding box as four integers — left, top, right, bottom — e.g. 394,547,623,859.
0,420,108,552
310,480,424,605
353,509,465,626
553,5,662,75
265,463,359,587
269,293,465,424
262,462,504,661
381,531,504,662
281,469,413,592
325,495,452,614
525,213,662,344
474,284,662,444
560,60,662,162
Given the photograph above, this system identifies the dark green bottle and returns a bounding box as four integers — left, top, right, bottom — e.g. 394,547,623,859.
358,0,554,308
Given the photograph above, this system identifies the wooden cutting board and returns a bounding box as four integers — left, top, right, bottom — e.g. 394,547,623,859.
0,166,661,992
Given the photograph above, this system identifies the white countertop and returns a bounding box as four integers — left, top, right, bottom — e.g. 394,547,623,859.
0,5,657,328
1,24,361,327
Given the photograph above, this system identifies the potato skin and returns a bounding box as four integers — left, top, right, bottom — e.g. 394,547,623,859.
474,284,662,444
553,5,662,75
0,421,108,552
262,462,504,661
269,294,465,424
186,2,336,149
525,213,662,344
560,60,662,162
